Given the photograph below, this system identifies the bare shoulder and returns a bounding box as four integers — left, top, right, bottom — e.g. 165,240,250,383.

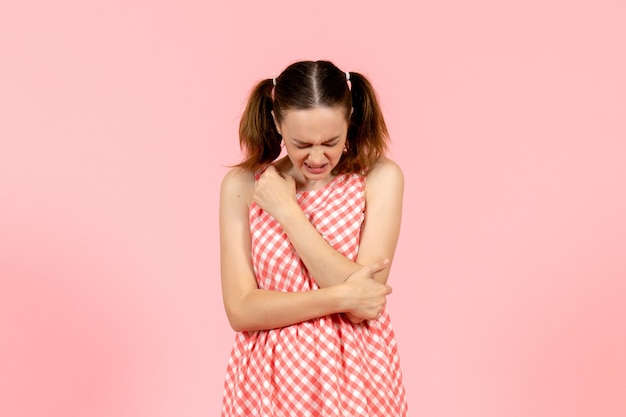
220,166,255,205
365,157,404,191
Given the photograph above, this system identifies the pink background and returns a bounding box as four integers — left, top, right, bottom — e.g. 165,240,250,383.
1,1,625,416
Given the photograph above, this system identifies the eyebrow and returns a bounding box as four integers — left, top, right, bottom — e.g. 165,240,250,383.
292,136,341,145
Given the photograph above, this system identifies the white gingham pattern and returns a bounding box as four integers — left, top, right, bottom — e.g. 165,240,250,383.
222,173,408,416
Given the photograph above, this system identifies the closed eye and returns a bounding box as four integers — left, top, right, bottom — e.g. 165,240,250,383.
292,138,341,149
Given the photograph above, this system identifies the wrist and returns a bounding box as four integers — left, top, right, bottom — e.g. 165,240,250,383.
327,282,352,314
276,202,306,227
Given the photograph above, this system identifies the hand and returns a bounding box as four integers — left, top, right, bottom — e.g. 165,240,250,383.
252,166,299,222
342,260,392,322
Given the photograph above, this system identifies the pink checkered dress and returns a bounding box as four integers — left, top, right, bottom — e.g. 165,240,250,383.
222,173,408,417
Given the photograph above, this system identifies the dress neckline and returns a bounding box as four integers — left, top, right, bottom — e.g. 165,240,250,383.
296,173,348,196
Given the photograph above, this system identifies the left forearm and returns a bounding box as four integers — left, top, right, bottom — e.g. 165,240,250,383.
278,208,361,288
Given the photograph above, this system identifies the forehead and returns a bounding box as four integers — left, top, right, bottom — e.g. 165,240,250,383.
279,107,348,140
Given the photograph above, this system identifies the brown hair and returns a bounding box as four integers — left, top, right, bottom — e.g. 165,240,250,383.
237,60,389,174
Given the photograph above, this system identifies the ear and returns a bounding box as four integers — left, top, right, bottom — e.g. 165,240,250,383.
271,110,281,135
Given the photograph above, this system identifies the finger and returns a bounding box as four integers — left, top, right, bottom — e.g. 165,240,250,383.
267,165,286,179
366,259,391,274
346,312,365,324
264,165,278,174
258,166,277,181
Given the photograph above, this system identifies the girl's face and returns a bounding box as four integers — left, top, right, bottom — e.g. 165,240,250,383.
274,106,348,187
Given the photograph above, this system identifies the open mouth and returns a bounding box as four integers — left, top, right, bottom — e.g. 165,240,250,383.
304,163,328,174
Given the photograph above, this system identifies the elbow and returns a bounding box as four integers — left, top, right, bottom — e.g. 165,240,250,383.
224,303,260,332
224,305,246,332
223,290,248,332
229,319,262,333
224,288,271,332
228,317,249,333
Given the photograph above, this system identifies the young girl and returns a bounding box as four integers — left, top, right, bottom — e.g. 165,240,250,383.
220,60,408,416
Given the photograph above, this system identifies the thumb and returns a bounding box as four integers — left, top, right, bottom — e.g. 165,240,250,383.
264,164,278,174
366,259,391,275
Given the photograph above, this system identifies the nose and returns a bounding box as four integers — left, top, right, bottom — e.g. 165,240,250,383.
307,146,325,164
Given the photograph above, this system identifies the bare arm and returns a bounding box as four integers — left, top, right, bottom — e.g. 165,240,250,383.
220,168,391,332
253,158,404,287
355,158,404,284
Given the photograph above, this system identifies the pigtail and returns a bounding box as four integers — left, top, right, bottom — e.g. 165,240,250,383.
343,72,389,173
237,79,281,170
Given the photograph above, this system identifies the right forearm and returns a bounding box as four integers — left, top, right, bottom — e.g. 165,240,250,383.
226,286,347,332
225,262,391,332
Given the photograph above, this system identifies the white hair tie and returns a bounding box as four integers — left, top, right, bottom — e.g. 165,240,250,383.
345,71,350,81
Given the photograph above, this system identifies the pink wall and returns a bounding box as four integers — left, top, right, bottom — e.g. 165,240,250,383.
1,1,625,416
